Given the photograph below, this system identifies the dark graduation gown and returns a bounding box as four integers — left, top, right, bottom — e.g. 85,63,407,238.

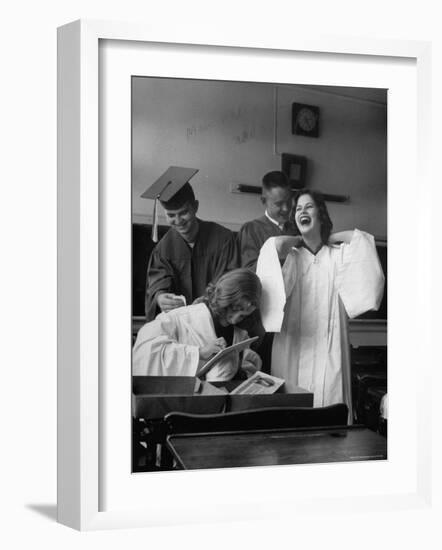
145,219,239,321
237,215,298,271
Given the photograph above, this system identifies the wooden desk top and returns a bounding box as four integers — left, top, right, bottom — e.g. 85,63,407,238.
167,426,387,470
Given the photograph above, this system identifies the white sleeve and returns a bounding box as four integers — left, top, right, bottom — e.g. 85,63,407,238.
335,229,385,318
256,237,287,332
132,314,200,376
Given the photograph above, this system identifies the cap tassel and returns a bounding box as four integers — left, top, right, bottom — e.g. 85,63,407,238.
152,196,159,243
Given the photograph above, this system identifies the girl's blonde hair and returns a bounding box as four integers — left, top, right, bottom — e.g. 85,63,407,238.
196,268,261,321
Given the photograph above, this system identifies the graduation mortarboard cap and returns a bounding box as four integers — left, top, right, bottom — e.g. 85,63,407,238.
141,166,199,243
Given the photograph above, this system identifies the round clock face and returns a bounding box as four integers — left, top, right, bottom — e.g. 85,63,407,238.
297,107,317,132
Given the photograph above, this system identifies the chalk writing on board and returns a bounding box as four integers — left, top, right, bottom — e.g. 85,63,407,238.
186,119,219,140
185,107,252,141
234,123,256,145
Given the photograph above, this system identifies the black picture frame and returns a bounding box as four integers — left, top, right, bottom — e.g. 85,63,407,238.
281,152,307,189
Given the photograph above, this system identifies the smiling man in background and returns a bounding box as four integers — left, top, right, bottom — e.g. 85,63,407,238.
236,171,298,371
143,167,239,321
238,171,297,271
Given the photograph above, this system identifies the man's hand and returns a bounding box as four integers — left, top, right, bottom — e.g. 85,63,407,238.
156,293,186,313
199,337,227,360
274,236,304,259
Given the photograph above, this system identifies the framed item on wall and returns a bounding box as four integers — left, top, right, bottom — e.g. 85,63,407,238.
57,19,432,531
292,102,320,137
281,152,307,189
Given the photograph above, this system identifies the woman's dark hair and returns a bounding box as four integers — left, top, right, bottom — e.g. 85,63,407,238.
291,189,333,244
196,268,262,323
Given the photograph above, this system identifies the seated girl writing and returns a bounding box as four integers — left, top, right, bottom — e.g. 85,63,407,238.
133,268,262,381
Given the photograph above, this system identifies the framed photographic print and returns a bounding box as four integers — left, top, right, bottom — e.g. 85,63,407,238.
57,19,432,530
281,152,307,188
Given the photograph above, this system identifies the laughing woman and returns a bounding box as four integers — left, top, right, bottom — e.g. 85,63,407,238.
256,190,385,416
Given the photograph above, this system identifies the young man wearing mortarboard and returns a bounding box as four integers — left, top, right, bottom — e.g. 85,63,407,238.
142,167,240,321
237,171,298,271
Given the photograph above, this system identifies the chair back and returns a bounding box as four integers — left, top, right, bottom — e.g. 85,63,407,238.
165,403,348,434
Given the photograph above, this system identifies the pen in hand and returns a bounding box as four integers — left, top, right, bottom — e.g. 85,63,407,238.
199,337,227,360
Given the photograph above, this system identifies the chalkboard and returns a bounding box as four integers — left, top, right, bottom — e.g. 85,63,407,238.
132,224,170,317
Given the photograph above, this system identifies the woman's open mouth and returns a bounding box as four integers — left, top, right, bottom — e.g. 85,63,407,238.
299,215,311,226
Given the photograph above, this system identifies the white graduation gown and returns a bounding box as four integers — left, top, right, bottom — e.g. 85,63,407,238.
132,302,250,381
256,229,385,411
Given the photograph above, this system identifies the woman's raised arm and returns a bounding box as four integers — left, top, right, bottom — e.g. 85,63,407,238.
328,230,355,245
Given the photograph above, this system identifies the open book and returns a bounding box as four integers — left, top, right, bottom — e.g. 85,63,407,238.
229,371,285,395
197,336,259,379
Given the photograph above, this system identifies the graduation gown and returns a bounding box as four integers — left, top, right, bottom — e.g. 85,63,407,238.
133,303,252,381
145,219,239,321
238,215,298,271
256,229,385,412
237,216,298,371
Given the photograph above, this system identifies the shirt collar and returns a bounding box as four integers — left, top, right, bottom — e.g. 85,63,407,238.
265,210,284,229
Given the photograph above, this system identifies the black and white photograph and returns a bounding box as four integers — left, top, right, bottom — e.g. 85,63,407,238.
131,76,388,473
3,0,438,542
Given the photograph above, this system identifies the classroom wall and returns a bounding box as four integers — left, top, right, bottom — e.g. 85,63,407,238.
132,78,387,238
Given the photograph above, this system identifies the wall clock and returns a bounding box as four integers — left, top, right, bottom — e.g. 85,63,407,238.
292,102,320,137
